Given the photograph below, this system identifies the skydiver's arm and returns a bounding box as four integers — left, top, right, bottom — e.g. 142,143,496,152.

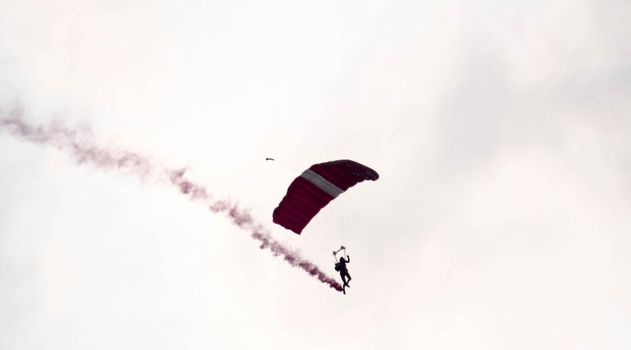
345,256,350,263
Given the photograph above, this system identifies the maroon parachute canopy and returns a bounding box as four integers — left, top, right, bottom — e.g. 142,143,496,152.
272,160,379,234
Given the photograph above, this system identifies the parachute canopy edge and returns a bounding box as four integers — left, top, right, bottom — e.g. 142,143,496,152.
272,159,379,234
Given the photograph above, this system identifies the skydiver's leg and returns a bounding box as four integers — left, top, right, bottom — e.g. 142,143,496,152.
346,273,351,287
341,273,350,288
339,274,347,294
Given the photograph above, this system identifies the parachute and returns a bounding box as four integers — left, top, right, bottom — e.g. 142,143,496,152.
272,160,379,234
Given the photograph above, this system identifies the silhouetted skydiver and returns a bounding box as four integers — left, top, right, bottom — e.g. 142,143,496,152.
335,255,351,294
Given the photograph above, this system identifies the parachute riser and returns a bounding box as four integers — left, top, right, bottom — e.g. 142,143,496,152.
332,245,347,262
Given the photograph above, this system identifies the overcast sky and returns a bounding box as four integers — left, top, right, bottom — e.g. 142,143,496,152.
1,0,630,349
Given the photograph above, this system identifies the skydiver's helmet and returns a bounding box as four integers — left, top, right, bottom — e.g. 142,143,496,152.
339,257,346,263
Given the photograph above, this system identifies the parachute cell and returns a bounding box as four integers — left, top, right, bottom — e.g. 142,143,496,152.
272,160,379,234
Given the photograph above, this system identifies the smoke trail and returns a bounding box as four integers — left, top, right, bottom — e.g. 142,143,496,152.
0,107,343,292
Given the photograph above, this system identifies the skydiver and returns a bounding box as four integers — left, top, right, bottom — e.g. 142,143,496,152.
335,255,351,294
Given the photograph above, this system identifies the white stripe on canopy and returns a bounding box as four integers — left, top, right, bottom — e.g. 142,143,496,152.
300,169,344,197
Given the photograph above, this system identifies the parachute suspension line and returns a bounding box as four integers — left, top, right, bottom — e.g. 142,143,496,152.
265,157,299,172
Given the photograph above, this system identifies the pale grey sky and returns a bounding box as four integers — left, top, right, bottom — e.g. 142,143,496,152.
1,0,630,349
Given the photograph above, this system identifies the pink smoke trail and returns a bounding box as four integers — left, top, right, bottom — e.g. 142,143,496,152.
0,107,343,292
